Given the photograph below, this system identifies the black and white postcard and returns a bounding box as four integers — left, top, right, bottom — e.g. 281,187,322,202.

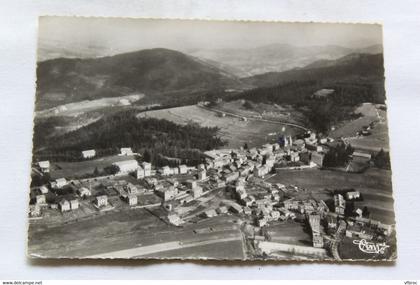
28,17,396,261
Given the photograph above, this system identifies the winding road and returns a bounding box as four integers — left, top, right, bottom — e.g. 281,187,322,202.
198,105,310,132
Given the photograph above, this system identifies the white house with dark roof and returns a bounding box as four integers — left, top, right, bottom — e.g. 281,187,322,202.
39,185,49,194
141,162,152,176
38,160,50,173
70,199,79,210
95,195,108,207
352,151,372,161
160,166,171,176
198,170,207,181
178,164,188,174
192,186,203,199
59,200,71,212
53,178,67,189
77,187,91,198
127,194,138,206
120,147,133,156
36,194,46,205
135,166,145,179
81,149,96,159
346,191,361,200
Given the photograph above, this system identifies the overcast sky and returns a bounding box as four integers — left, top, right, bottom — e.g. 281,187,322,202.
38,17,383,59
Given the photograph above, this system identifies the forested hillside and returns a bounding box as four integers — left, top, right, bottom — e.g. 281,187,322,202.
230,53,386,133
243,53,384,95
35,48,245,110
33,110,226,166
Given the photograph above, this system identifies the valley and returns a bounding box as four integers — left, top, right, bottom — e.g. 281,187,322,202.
28,28,395,262
137,104,305,149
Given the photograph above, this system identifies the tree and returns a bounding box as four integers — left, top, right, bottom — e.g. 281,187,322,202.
362,206,370,218
93,167,100,176
345,201,355,217
143,150,152,163
243,100,253,110
323,142,353,167
243,143,249,150
104,165,119,175
374,149,391,169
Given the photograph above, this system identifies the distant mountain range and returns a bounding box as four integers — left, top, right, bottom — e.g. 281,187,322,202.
35,45,384,111
36,48,245,110
243,53,385,88
188,43,383,77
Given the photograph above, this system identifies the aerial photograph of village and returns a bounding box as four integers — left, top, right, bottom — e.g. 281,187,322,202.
28,17,396,261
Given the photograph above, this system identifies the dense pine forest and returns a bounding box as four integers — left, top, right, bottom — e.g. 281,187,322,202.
230,79,383,133
230,53,385,133
33,110,226,166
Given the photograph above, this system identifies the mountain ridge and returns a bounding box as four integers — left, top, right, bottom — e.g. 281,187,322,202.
189,43,383,77
35,48,245,110
242,53,384,89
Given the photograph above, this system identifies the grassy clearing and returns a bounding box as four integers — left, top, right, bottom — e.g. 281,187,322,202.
330,103,390,152
330,115,377,138
217,100,306,125
138,105,302,148
50,154,137,179
28,207,170,258
28,208,244,258
266,220,312,246
36,94,144,117
346,122,390,152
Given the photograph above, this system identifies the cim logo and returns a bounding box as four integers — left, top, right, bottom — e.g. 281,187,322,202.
353,239,390,254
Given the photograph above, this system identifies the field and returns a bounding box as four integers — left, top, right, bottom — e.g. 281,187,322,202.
36,94,144,117
268,168,395,224
137,105,304,148
28,207,169,258
265,220,312,246
49,154,138,179
215,100,306,125
330,103,390,152
346,122,390,152
330,116,377,138
28,209,246,259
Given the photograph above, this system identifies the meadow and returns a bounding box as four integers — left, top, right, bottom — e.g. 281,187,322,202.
137,105,303,149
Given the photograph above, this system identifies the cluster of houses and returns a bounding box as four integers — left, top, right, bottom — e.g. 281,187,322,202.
29,179,91,217
202,132,333,181
31,131,386,256
249,186,393,251
30,133,328,219
34,130,368,217
113,182,143,206
201,161,393,252
228,178,287,227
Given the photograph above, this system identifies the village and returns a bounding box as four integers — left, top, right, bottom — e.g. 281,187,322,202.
29,129,394,260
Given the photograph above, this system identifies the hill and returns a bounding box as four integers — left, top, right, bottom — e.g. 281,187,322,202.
231,53,386,133
189,44,382,77
33,110,226,167
35,48,245,110
242,53,384,93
